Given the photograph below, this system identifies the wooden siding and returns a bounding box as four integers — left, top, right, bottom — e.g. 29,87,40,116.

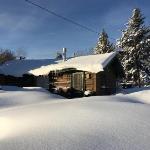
49,71,96,92
47,57,121,96
53,73,72,88
94,57,123,95
49,70,117,95
96,67,117,95
84,72,96,92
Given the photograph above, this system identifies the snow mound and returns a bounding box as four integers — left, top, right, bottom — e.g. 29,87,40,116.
117,87,150,104
0,86,63,108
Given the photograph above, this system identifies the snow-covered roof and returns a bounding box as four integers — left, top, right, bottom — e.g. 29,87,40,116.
30,52,117,76
0,52,117,77
0,59,57,77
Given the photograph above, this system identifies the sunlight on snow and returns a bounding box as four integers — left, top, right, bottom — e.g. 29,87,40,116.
0,117,14,139
0,116,37,139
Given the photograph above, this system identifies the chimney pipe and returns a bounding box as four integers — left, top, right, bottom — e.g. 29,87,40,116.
62,48,67,61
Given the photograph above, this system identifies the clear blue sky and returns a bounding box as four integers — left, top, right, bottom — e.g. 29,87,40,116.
0,0,149,59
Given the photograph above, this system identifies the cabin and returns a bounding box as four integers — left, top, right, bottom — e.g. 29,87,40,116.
30,52,124,97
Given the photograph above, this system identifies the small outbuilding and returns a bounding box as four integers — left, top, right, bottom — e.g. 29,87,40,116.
30,52,124,97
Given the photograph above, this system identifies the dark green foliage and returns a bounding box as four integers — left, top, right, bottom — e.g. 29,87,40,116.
94,29,115,54
117,8,150,86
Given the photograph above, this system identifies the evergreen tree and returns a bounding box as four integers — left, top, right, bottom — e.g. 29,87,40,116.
94,29,115,54
117,8,150,86
140,33,150,85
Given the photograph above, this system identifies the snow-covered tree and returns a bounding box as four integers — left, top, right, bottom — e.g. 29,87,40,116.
140,34,150,85
117,8,150,86
94,29,115,54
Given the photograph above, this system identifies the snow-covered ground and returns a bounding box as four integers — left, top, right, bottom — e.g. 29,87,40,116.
0,86,63,108
0,86,150,150
117,87,150,104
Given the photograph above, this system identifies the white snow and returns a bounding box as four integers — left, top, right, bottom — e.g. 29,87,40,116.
0,86,63,108
117,87,150,104
30,52,116,76
0,53,116,77
84,90,93,96
0,86,150,150
0,59,57,77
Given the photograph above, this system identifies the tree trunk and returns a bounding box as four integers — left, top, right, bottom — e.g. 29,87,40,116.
134,42,141,88
135,54,141,88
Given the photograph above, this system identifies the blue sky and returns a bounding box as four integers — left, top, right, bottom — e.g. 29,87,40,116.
0,0,149,59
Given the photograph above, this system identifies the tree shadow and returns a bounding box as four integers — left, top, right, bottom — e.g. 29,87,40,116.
121,87,150,94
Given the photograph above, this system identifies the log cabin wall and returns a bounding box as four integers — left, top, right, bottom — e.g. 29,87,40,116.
95,57,123,95
50,71,96,93
49,67,118,96
53,73,72,88
50,71,97,92
96,67,117,95
84,72,96,92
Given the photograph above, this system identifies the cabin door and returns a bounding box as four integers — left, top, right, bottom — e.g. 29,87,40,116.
72,72,84,91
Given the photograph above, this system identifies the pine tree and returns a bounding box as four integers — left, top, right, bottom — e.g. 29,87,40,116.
140,33,150,85
117,8,150,87
94,29,115,54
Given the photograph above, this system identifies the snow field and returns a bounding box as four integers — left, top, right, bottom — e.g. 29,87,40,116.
0,86,150,150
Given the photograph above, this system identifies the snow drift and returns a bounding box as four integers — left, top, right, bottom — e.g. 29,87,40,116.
0,86,150,150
